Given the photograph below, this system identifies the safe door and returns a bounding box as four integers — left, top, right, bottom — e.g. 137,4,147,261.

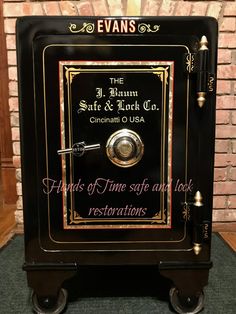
17,16,217,314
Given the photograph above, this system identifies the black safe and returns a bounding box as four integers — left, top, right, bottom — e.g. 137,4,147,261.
17,16,218,314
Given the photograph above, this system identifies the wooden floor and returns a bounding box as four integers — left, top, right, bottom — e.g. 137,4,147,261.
0,169,16,248
218,232,236,252
0,204,16,248
213,223,236,252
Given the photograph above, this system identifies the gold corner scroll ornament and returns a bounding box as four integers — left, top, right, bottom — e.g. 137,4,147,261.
138,23,160,33
65,67,81,84
152,67,169,85
152,208,167,224
68,22,95,34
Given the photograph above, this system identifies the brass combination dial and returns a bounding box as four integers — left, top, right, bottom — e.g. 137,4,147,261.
106,129,144,168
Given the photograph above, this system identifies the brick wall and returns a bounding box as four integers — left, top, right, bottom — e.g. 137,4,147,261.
2,0,236,227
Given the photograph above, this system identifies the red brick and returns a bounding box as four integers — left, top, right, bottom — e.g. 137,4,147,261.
229,167,236,181
207,2,222,19
215,139,230,153
16,197,23,210
216,110,230,124
233,140,236,153
13,142,21,155
16,182,22,196
127,0,142,15
217,49,231,64
220,17,236,32
216,95,236,109
216,125,236,139
159,0,176,16
214,168,227,181
224,3,236,17
7,50,17,66
175,2,191,16
77,1,94,16
12,127,20,141
13,156,21,168
232,112,236,125
9,81,18,96
9,97,19,112
3,3,24,17
213,209,236,222
142,0,160,16
60,1,78,15
232,51,236,64
6,35,16,50
92,0,109,16
43,2,61,16
4,18,16,34
16,168,21,182
215,154,236,167
4,3,44,17
228,196,236,209
213,195,227,208
107,0,124,16
219,33,236,48
28,3,44,15
214,181,236,195
191,2,208,16
217,80,231,94
8,66,18,81
10,112,19,127
218,65,236,79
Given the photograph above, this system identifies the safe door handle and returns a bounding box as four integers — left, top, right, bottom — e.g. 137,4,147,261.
57,142,101,157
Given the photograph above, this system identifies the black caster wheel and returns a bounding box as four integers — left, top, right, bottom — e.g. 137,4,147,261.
31,288,68,314
169,287,204,314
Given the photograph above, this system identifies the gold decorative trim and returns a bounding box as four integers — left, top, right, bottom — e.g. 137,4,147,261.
152,208,166,224
152,67,169,85
199,35,208,51
68,22,95,34
69,209,82,224
194,191,203,207
138,23,160,33
40,43,191,247
186,54,195,73
61,62,172,228
197,92,206,108
64,67,80,84
193,242,202,255
182,202,190,221
208,75,214,92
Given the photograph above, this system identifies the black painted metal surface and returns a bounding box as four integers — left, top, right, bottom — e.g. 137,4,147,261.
17,16,218,313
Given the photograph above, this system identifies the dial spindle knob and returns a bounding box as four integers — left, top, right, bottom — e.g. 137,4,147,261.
106,129,144,168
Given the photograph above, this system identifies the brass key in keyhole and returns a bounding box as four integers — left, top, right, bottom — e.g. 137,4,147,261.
57,142,100,157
